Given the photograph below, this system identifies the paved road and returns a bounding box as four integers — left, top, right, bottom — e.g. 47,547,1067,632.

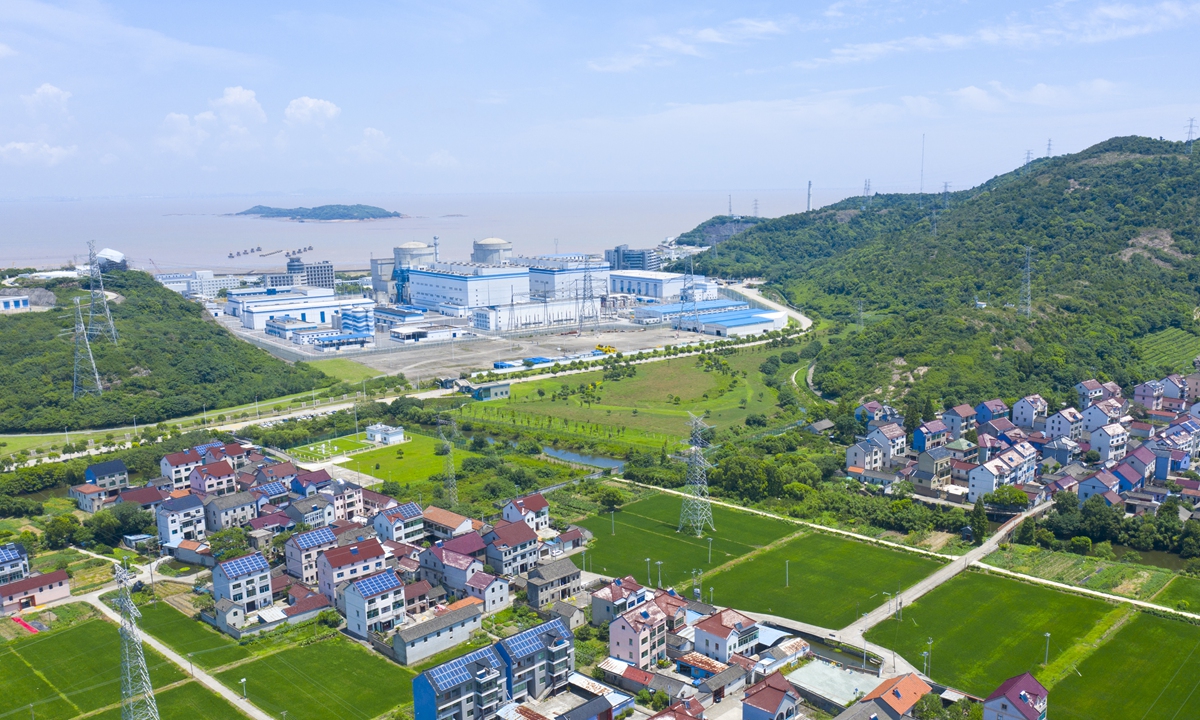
727,283,813,330
743,610,922,677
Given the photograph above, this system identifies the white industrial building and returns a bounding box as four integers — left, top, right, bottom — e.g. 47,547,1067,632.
471,297,593,332
674,309,787,337
513,254,611,300
407,263,530,315
609,270,716,303
157,271,253,299
389,325,462,343
225,287,377,330
633,298,747,324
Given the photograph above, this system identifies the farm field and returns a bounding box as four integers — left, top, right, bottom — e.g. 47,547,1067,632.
1153,574,1200,610
981,544,1174,600
577,493,796,589
305,358,379,383
463,346,807,447
702,533,943,628
1053,613,1200,719
87,681,248,720
135,600,250,669
0,617,185,720
336,432,480,484
1136,327,1200,373
214,637,414,720
864,572,1116,696
290,431,374,462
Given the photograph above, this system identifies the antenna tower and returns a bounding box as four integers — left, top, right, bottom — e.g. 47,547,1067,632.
507,287,517,334
72,297,103,398
1046,139,1052,157
86,241,118,344
577,260,599,334
861,179,871,210
115,562,160,720
1187,118,1196,155
806,181,812,212
438,417,458,507
678,413,715,536
753,199,759,217
1021,246,1032,317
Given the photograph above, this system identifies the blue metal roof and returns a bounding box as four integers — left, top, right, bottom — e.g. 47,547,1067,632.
688,309,778,327
352,569,402,598
640,298,746,315
423,646,504,691
293,526,336,550
218,552,269,579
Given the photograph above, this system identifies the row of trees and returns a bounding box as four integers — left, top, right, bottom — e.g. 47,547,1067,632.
1017,492,1200,558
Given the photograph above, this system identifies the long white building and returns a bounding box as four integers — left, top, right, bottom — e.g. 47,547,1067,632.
609,270,692,301
225,287,376,330
407,263,530,316
512,255,611,300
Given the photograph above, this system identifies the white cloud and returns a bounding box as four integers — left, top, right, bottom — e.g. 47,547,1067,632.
589,16,788,72
349,127,390,162
156,111,214,156
949,79,1119,112
0,140,75,165
284,96,341,127
210,86,266,127
22,83,71,113
0,43,15,58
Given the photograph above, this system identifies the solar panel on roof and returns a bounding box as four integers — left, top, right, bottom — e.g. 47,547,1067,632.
0,544,24,563
502,618,568,657
220,552,268,578
354,570,402,597
295,527,336,550
256,481,287,496
425,647,503,691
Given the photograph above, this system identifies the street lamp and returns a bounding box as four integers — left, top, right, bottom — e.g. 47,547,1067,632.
927,637,933,678
709,586,714,604
920,651,929,676
1044,633,1051,665
862,614,869,666
239,678,247,699
883,591,892,615
655,561,663,588
785,560,789,588
645,558,652,586
707,537,713,563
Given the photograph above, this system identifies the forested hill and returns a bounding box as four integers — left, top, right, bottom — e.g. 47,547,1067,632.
684,136,1200,410
238,204,405,220
0,271,328,432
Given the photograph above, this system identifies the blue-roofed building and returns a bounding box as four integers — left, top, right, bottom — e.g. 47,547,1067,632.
342,569,404,638
373,501,425,543
212,551,272,612
0,542,30,585
84,459,129,490
496,618,575,702
249,481,291,509
284,526,338,584
632,297,747,324
673,308,787,337
414,646,506,720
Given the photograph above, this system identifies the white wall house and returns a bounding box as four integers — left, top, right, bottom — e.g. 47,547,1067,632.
1045,408,1083,441
372,502,425,544
866,423,907,466
968,459,1014,503
342,569,405,639
1093,423,1129,465
1012,395,1049,429
212,552,272,612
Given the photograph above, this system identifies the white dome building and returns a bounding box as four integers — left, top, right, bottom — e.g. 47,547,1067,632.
471,237,513,265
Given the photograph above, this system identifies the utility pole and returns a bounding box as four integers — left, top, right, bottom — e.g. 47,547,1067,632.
645,557,652,586
656,560,663,588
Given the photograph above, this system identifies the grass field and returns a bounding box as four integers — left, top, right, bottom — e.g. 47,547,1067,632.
703,533,943,628
864,572,1116,696
135,601,250,669
1137,327,1200,372
982,544,1174,601
306,358,379,383
214,638,414,720
577,493,797,589
0,618,185,720
87,681,248,720
1153,574,1200,610
463,346,806,447
290,431,375,462
336,432,479,483
1053,613,1200,719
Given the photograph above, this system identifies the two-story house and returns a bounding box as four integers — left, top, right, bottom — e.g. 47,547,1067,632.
420,543,483,594
156,495,206,545
373,502,426,544
203,491,258,531
694,608,758,664
424,506,476,541
284,526,338,585
610,602,668,669
160,449,204,489
464,571,510,613
913,447,952,497
484,521,539,576
189,461,236,497
501,493,550,531
212,552,271,612
84,460,129,491
525,558,580,609
317,539,387,601
341,568,405,639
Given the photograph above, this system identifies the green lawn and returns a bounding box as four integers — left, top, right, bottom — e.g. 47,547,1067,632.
291,431,374,462
703,533,943,628
306,358,380,383
337,432,480,484
214,638,414,720
135,601,250,669
1053,613,1200,719
1153,574,1200,611
864,572,1115,696
577,493,796,589
87,681,248,720
1,618,185,719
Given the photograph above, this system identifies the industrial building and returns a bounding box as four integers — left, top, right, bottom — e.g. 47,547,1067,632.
373,305,427,329
633,298,748,324
389,325,462,343
609,270,690,301
674,309,787,337
471,238,514,265
514,254,611,300
157,271,252,299
0,296,31,314
470,297,596,332
333,307,374,334
407,263,531,316
264,316,319,340
369,257,396,302
226,287,376,330
605,244,662,271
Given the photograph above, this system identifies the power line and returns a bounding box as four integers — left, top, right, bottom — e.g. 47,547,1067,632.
438,416,458,507
1187,118,1196,155
861,179,871,210
678,413,715,537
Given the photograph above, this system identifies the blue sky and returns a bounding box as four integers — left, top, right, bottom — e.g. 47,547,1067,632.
1,0,1198,199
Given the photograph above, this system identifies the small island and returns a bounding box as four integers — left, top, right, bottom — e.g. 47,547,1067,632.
237,204,408,221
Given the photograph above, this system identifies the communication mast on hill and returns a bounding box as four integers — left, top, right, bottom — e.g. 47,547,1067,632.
87,241,118,344
861,179,871,210
1187,119,1196,155
942,182,950,210
115,561,160,720
678,413,716,537
438,417,458,507
1021,247,1033,318
71,297,102,398
1047,139,1053,157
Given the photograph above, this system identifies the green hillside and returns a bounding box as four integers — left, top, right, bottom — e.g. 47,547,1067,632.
0,271,328,432
685,136,1200,409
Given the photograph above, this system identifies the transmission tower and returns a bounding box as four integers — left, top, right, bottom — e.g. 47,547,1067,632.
753,199,759,217
577,260,600,334
1024,150,1033,170
115,562,160,720
942,182,950,210
1187,118,1196,155
678,413,715,537
1021,246,1032,317
86,241,118,344
1046,138,1052,157
438,417,458,507
682,257,703,336
72,297,102,398
861,179,871,210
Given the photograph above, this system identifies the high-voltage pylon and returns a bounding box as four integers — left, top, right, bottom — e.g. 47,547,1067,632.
682,257,703,336
86,241,119,344
72,297,102,398
678,413,716,537
1021,247,1033,317
438,417,459,507
577,260,600,334
114,562,160,720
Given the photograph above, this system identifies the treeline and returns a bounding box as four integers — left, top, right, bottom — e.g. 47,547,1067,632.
1018,492,1200,561
0,270,330,431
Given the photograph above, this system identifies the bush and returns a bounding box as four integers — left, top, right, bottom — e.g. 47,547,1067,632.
1069,536,1092,555
745,413,768,427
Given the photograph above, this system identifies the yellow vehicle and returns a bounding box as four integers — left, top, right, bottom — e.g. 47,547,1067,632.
595,344,617,354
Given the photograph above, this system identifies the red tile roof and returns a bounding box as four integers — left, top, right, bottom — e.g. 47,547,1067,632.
118,487,167,506
424,506,470,529
694,607,756,639
621,664,655,687
163,449,203,467
593,576,643,602
295,469,331,486
284,592,331,617
442,532,486,557
192,460,234,479
509,493,549,514
465,571,499,590
405,579,432,597
985,673,1047,720
259,462,298,480
861,673,931,716
488,520,537,548
0,570,69,597
321,539,384,568
742,672,796,713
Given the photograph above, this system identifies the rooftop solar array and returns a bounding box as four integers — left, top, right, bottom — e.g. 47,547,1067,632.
501,618,569,658
255,481,289,496
219,552,269,579
353,569,402,597
424,646,504,691
294,526,336,550
194,441,224,455
0,543,25,563
388,501,423,520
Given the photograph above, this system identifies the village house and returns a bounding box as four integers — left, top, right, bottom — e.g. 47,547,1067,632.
0,543,29,585
1134,380,1166,411
741,672,800,720
526,558,581,609
70,483,112,513
866,423,907,466
202,442,250,468
341,568,405,639
161,449,204,488
975,398,1010,424
1092,423,1129,464
285,495,336,527
424,506,477,540
912,420,949,452
420,543,484,594
495,619,575,702
84,459,130,490
256,461,299,488
284,526,338,584
1045,408,1084,441
969,458,1015,503
983,672,1048,720
189,460,237,497
0,570,70,614
944,437,979,463
1077,470,1122,507
610,602,669,669
1012,395,1049,429
318,539,387,601
373,501,426,544
942,404,978,440
319,478,364,521
834,673,932,720
912,447,952,497
464,571,511,613
156,495,206,544
693,608,758,663
212,552,272,613
203,491,258,531
400,604,486,667
592,576,651,626
484,521,540,576
1083,398,1126,433
502,493,551,531
845,440,884,473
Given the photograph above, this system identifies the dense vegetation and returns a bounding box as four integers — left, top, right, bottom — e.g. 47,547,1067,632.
237,204,404,220
0,271,327,431
673,214,763,247
684,136,1200,409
